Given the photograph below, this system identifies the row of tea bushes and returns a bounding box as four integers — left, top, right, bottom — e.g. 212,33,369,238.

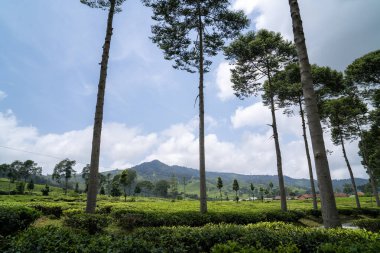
4,222,380,253
0,204,41,235
352,218,380,232
111,209,306,230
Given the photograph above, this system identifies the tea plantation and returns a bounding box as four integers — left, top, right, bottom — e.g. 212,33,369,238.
1,179,380,252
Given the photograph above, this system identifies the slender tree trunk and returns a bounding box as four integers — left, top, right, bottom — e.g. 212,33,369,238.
197,2,207,214
65,178,68,195
368,170,380,207
86,0,116,213
339,131,361,208
288,0,341,228
219,189,222,201
354,117,380,207
268,76,287,211
298,97,318,210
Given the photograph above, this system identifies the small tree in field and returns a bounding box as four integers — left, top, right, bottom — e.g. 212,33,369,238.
41,184,50,196
143,0,249,213
120,169,137,201
27,179,34,194
250,183,255,201
52,159,76,195
217,177,223,201
232,179,239,202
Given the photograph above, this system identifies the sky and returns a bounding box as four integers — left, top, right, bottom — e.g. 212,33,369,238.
0,0,379,179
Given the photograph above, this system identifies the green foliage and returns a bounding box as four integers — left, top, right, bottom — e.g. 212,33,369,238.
52,159,76,194
41,184,50,196
154,179,170,197
111,209,305,230
16,182,25,194
323,96,367,142
143,0,249,73
120,169,137,198
224,29,296,99
27,179,34,192
211,241,301,253
64,213,110,234
345,49,380,86
7,222,380,253
0,204,41,235
352,218,380,232
31,204,63,218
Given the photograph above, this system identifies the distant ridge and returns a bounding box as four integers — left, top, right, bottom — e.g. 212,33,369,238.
100,160,368,190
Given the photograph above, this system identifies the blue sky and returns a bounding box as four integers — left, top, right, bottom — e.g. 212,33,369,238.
0,0,379,179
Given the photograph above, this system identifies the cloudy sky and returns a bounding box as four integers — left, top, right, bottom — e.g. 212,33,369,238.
0,0,379,179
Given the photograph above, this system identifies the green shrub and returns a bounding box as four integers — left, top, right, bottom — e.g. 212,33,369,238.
6,222,380,253
64,213,110,234
0,205,41,235
31,204,63,218
352,218,380,232
111,209,305,230
211,241,301,253
318,241,380,253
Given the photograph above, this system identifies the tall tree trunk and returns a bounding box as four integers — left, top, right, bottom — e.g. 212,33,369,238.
298,97,318,210
354,117,380,207
339,130,361,208
288,0,341,227
86,0,116,213
268,76,287,211
65,178,68,195
368,169,380,207
198,2,207,214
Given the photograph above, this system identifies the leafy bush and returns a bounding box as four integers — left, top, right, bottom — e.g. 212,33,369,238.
0,205,41,235
31,204,63,218
64,213,110,234
318,241,380,253
111,209,306,230
352,218,380,232
211,241,301,253
6,222,380,253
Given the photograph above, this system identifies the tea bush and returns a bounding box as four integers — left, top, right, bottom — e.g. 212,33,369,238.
111,209,306,230
31,204,63,218
0,204,41,235
7,222,380,253
64,213,110,234
352,218,380,232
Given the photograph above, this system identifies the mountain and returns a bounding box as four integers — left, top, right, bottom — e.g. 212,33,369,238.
121,160,368,191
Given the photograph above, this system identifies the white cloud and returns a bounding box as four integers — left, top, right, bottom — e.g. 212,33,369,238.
0,90,7,100
233,0,380,71
215,62,235,101
0,110,368,180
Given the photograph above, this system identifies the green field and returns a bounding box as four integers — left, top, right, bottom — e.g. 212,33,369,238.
1,178,380,252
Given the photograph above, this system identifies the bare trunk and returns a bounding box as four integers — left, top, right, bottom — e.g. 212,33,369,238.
288,0,340,227
368,169,380,207
219,189,222,201
339,131,361,208
65,178,68,195
86,0,116,213
268,76,287,211
198,2,207,214
355,117,380,207
299,97,318,210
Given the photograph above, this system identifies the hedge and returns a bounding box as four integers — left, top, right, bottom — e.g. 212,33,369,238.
111,209,306,229
0,204,41,235
5,222,380,253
